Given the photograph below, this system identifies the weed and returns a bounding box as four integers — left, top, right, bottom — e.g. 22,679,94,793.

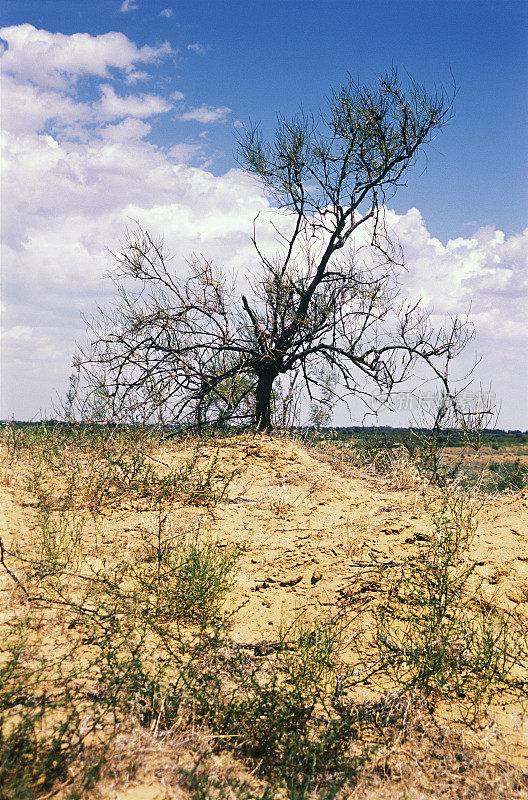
0,424,32,484
21,423,240,517
183,614,371,798
306,434,421,488
24,424,156,512
0,568,177,798
487,459,528,492
364,491,528,716
33,508,84,574
132,514,244,626
302,426,490,487
2,428,527,799
179,763,276,800
148,447,241,511
0,618,107,800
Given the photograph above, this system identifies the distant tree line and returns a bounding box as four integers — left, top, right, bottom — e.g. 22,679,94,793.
2,420,527,446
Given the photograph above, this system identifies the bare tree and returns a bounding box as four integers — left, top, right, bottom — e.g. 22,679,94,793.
78,69,471,432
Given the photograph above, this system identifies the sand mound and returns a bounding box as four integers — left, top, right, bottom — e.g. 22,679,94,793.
1,433,527,798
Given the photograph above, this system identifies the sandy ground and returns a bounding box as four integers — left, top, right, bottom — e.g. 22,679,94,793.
1,434,528,798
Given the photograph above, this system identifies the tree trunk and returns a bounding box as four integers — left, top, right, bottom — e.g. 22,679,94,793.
255,371,276,431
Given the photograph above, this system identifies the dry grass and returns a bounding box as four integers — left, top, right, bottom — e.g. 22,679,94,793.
1,425,527,799
85,701,528,800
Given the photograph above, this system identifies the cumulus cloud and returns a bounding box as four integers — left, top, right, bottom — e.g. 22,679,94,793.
96,84,171,119
0,23,266,418
3,132,525,423
1,75,89,135
384,208,528,348
167,142,207,164
97,118,152,142
178,104,231,123
0,24,171,89
0,75,171,143
0,134,269,418
160,8,173,18
1,24,526,426
0,26,174,145
372,209,528,426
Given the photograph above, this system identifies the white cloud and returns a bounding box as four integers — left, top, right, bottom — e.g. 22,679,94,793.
374,208,528,425
1,25,526,427
0,74,172,144
0,75,91,135
0,38,267,419
160,8,173,18
179,104,231,123
96,84,171,119
97,118,152,142
120,0,138,12
0,24,172,89
125,70,150,84
187,42,208,56
0,27,173,140
383,208,528,347
170,90,185,101
167,142,206,164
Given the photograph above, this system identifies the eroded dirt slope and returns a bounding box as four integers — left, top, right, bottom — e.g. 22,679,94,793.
1,434,528,798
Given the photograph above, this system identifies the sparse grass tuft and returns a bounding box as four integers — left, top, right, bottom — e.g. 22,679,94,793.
357,491,528,717
17,423,239,514
132,514,245,626
33,507,84,574
0,617,113,800
184,613,369,797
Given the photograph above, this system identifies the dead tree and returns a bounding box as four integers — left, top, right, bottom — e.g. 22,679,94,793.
78,69,472,432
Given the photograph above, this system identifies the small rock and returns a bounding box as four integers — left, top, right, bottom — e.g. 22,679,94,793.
415,532,431,542
280,574,302,587
311,570,323,585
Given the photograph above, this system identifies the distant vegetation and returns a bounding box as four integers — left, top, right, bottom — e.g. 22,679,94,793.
3,420,528,446
2,422,527,494
322,426,528,446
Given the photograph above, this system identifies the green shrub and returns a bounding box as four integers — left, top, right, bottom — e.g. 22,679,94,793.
186,614,368,798
0,619,109,800
33,508,84,574
369,491,528,716
487,460,528,492
22,424,238,514
131,515,244,626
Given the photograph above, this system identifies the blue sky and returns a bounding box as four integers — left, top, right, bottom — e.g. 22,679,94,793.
3,0,527,240
1,0,527,426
